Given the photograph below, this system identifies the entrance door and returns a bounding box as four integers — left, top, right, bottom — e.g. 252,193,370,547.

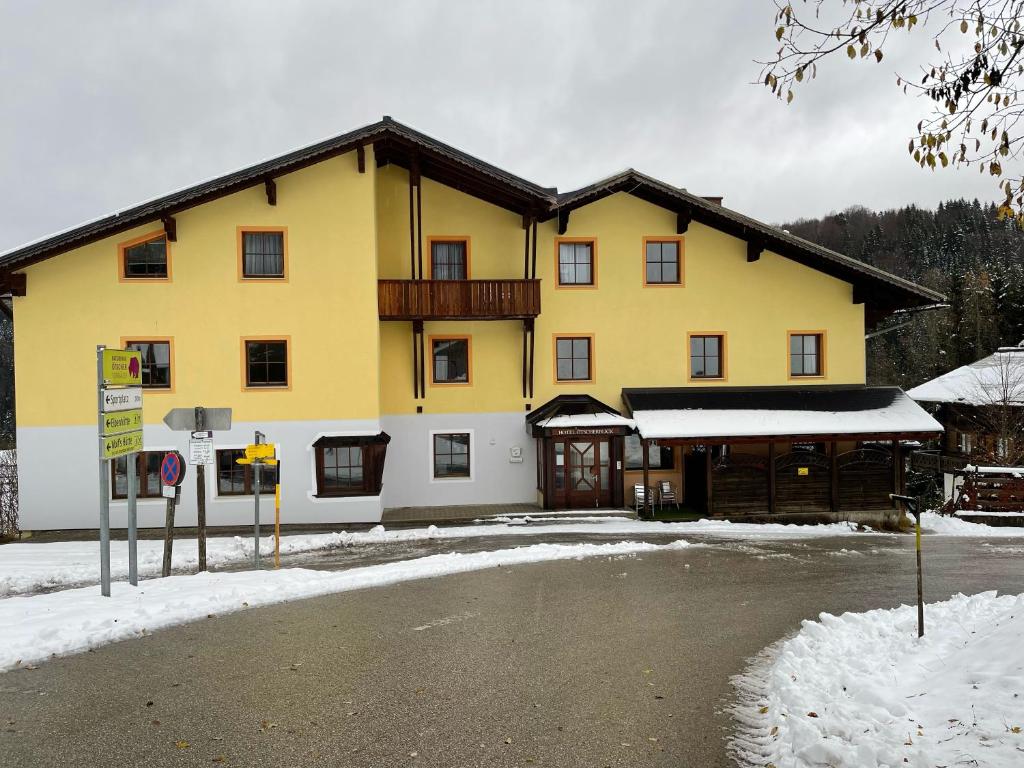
565,439,611,508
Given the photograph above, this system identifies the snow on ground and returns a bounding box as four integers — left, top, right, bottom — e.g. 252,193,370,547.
730,591,1024,768
919,511,1024,537
0,517,866,597
0,538,690,672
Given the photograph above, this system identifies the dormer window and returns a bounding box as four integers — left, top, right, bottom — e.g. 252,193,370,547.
120,233,169,280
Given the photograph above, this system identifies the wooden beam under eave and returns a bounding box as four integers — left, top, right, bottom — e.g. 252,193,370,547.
264,178,277,206
676,208,692,235
746,241,762,262
0,273,26,297
557,209,570,236
161,216,177,242
852,285,867,304
357,144,366,174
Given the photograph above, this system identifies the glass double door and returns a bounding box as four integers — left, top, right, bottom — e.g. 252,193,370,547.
565,439,611,508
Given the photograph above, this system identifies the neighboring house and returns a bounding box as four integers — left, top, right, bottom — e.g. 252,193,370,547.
907,344,1024,501
0,117,943,530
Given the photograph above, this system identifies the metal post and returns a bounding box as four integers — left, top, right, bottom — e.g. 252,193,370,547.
127,449,138,586
915,501,924,638
253,430,264,568
96,346,111,597
254,462,261,568
195,406,207,572
162,493,175,577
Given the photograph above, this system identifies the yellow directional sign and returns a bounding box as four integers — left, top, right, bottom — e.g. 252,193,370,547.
236,457,253,465
102,349,142,386
100,430,143,460
236,457,278,466
102,409,143,436
245,443,276,460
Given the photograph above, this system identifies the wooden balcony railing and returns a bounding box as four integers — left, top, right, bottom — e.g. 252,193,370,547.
378,279,541,320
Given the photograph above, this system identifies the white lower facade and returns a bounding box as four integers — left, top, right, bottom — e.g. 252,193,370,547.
16,411,537,530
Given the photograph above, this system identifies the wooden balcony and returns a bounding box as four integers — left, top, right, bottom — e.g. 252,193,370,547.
378,279,541,320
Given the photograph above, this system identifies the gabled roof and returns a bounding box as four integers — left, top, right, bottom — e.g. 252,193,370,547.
0,117,943,314
552,169,944,313
907,346,1024,406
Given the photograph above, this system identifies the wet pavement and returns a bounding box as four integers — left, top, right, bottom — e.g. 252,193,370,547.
1,531,1022,767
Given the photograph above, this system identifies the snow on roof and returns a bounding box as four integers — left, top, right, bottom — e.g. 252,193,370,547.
907,347,1024,406
632,391,941,440
535,412,635,430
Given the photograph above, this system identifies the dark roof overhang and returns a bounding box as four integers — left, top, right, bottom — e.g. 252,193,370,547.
548,170,944,315
0,120,942,319
526,394,621,425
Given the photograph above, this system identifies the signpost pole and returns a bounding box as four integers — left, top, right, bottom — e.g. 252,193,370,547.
915,497,924,638
253,430,264,568
96,346,111,597
274,471,281,569
127,449,138,586
195,406,207,572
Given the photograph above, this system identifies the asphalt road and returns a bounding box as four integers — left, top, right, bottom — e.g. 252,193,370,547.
1,533,1022,767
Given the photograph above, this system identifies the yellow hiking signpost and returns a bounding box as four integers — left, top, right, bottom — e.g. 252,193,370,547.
96,345,145,597
236,432,279,568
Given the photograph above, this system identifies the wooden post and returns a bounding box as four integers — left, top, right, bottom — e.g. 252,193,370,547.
274,475,281,569
641,438,650,519
892,439,902,499
161,493,175,577
830,440,839,514
196,406,207,572
768,441,777,514
706,447,714,516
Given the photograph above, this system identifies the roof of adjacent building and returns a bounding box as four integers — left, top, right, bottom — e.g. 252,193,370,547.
0,116,943,311
907,345,1024,406
622,385,942,440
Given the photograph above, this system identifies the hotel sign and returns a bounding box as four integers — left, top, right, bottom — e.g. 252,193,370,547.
551,427,621,437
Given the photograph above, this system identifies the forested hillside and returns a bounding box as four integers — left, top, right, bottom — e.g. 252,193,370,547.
782,200,1024,388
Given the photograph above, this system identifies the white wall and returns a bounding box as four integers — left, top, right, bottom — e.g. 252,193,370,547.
17,418,383,530
380,411,537,508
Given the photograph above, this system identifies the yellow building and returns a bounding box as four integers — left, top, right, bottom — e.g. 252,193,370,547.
0,117,943,529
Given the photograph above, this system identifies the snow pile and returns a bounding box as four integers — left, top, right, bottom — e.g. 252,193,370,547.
0,518,867,596
919,511,1024,537
731,591,1024,768
0,538,691,671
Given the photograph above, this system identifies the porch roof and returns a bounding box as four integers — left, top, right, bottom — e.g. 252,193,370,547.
622,385,942,442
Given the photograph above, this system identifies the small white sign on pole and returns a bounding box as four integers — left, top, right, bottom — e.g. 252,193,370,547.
188,432,215,466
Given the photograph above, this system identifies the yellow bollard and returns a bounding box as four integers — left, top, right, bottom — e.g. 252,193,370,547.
274,482,281,569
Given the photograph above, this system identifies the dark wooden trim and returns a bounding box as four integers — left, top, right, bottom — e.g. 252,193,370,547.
852,285,866,304
676,208,691,234
746,241,762,262
527,318,535,397
161,215,177,243
0,272,26,297
416,169,424,280
768,440,777,513
530,218,538,278
557,209,570,236
523,216,530,279
521,321,528,398
641,437,650,518
356,144,366,174
264,178,277,206
892,439,901,500
654,431,942,446
830,440,839,513
411,321,422,398
418,321,426,397
705,447,714,515
408,169,416,279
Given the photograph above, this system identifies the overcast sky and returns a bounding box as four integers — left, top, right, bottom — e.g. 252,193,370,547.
0,0,1001,252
